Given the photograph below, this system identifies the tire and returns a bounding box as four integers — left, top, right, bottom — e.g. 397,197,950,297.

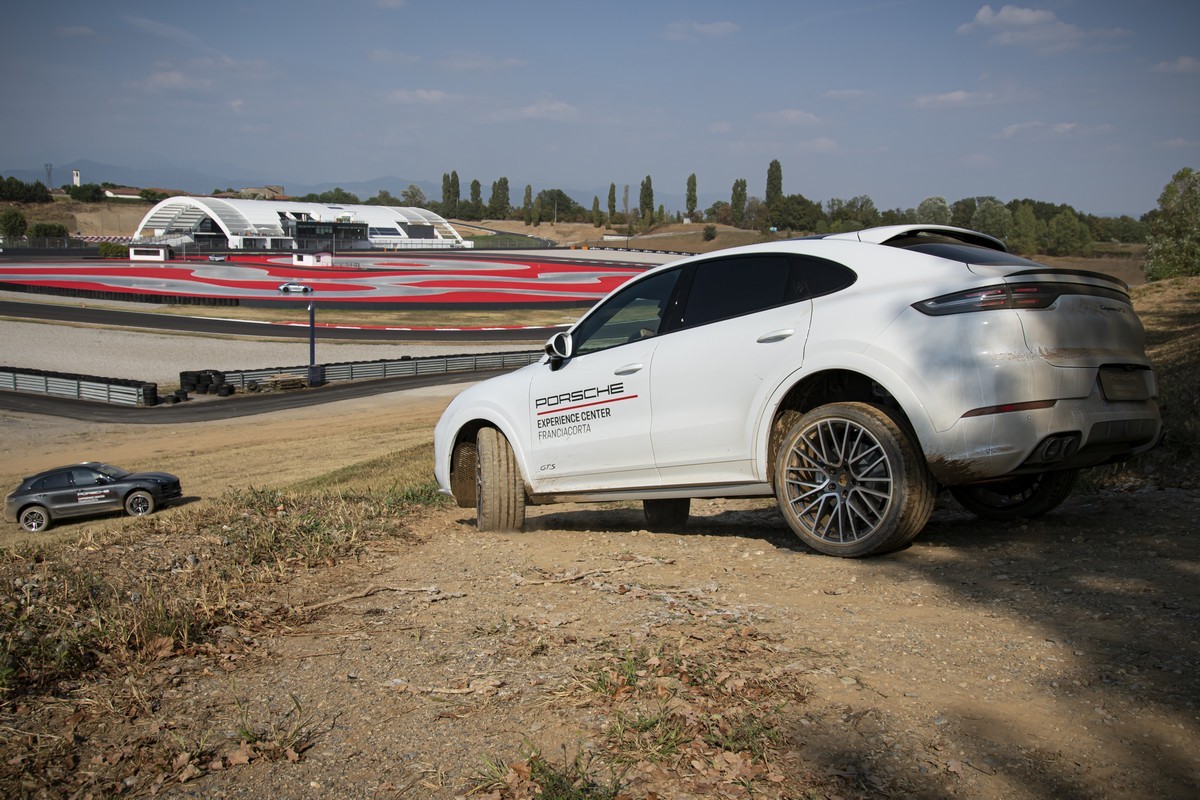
19,505,51,533
125,490,156,518
774,402,935,557
643,498,690,530
450,437,478,509
475,428,525,532
950,469,1079,521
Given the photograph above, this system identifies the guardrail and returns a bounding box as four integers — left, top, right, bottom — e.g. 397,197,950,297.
0,351,543,408
220,351,542,389
0,367,157,406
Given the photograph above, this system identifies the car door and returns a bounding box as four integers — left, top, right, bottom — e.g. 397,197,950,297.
32,471,78,518
650,254,826,485
526,266,683,493
69,467,123,515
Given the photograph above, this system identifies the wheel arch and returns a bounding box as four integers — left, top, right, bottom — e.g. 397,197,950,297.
447,416,531,499
763,365,934,486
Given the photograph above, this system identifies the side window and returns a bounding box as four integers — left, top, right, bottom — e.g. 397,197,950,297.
34,472,72,491
795,255,857,299
71,469,103,486
679,254,858,329
572,267,682,356
679,255,797,329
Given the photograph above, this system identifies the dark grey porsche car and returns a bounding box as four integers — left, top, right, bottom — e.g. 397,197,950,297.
4,462,183,532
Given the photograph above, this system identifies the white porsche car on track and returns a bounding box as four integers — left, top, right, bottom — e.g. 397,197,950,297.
434,225,1161,557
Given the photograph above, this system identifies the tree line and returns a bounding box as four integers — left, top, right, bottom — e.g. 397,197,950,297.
4,164,1196,279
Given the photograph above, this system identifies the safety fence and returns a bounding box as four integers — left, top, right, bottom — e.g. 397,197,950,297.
0,367,157,406
219,351,542,389
0,350,542,408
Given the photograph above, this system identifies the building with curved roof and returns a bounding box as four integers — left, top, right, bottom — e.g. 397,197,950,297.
133,197,470,250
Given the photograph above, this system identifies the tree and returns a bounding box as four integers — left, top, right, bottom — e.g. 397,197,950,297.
639,175,654,227
730,178,747,227
68,183,105,202
705,200,732,226
400,184,428,207
770,193,823,232
592,196,603,227
366,189,400,206
765,159,783,210
950,197,978,229
607,183,616,224
1009,203,1040,256
487,177,510,219
522,184,533,225
531,196,542,227
30,222,69,238
971,198,1012,241
1145,167,1200,280
448,171,460,217
916,196,951,225
1,209,28,241
535,189,586,223
686,173,697,220
1043,209,1093,257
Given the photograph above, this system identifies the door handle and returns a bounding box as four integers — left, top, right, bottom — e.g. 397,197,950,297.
756,329,795,343
615,363,645,375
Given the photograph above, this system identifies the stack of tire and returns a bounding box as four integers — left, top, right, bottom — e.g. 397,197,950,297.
178,370,237,399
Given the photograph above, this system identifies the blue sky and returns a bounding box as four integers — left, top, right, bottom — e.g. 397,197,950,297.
2,1,1197,216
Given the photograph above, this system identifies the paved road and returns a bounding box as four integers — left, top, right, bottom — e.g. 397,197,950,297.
0,300,553,342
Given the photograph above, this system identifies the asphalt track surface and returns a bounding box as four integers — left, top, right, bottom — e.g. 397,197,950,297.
0,300,552,342
0,370,500,423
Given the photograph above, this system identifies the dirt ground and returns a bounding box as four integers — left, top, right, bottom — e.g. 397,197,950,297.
1,378,1197,799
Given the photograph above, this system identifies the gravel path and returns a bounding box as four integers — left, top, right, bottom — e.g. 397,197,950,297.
0,319,534,387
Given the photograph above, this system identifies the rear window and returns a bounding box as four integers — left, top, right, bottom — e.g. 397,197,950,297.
897,242,1043,267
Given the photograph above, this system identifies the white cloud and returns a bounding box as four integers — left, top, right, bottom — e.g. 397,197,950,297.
914,89,994,109
437,51,524,71
1160,137,1200,148
991,120,1115,140
760,109,824,126
823,89,869,100
957,5,1127,55
1153,56,1200,74
387,89,452,105
129,70,213,93
708,122,732,134
370,48,420,66
795,137,839,154
663,20,739,41
490,97,581,123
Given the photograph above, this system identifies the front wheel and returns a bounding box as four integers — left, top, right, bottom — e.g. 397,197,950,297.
774,402,935,557
125,490,156,517
949,470,1079,521
19,505,51,533
476,427,526,532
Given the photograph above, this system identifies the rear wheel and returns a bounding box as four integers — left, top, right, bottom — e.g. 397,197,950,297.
950,470,1079,520
643,498,690,531
476,428,525,532
774,402,935,557
19,505,51,533
125,490,156,517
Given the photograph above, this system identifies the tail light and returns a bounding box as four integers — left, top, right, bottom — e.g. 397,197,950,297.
913,282,1127,316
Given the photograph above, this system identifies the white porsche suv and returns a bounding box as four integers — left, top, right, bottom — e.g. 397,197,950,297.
434,225,1161,557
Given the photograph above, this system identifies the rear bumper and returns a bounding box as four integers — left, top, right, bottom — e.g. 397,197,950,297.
924,387,1161,484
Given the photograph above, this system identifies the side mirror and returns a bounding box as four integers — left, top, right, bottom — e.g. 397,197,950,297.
545,331,573,370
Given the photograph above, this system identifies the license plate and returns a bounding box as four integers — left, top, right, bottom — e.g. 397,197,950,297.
1099,369,1149,401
